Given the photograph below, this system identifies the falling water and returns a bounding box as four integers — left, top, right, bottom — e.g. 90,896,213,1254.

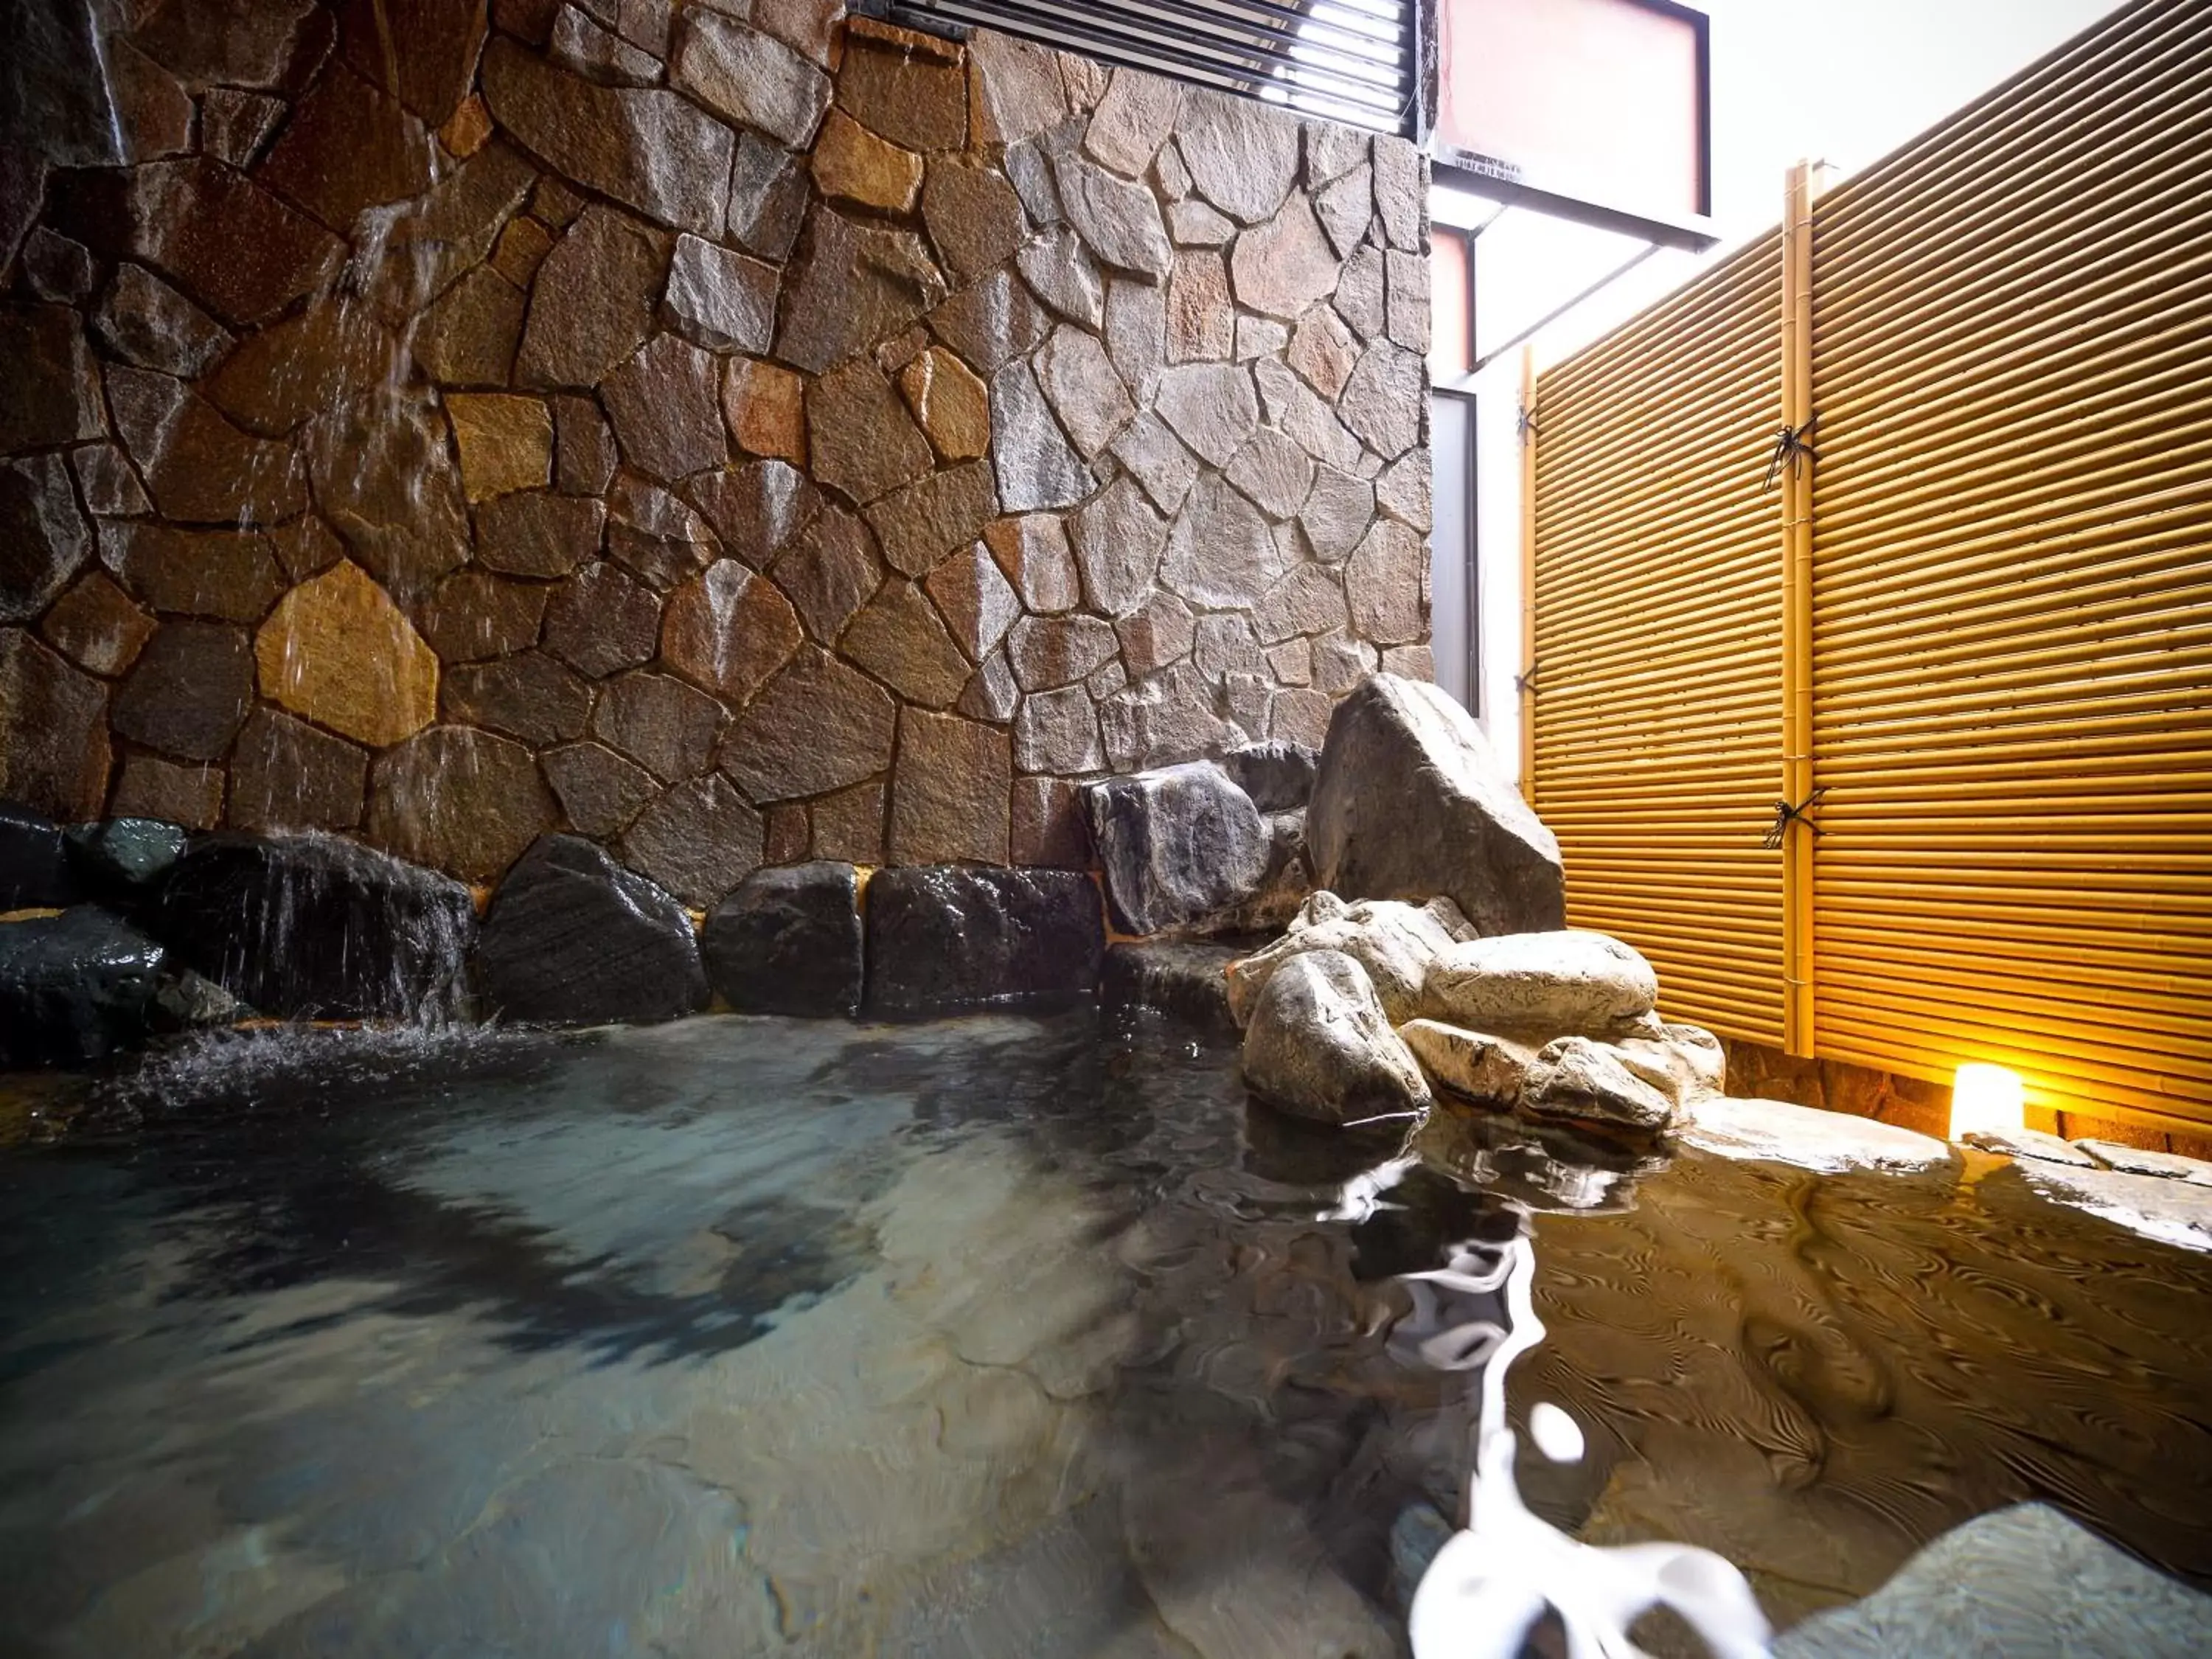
81,0,128,164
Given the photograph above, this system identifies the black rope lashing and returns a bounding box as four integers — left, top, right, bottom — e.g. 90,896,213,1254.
1514,661,1541,697
1517,403,1542,442
1762,414,1820,490
1763,786,1829,849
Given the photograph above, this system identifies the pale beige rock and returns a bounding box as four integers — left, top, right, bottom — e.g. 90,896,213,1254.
1288,307,1359,400
446,393,552,501
1613,1023,1728,1109
1242,947,1432,1124
256,561,439,747
1522,1035,1677,1131
1399,1018,1531,1103
1227,889,1472,1027
1034,324,1135,459
1423,930,1659,1037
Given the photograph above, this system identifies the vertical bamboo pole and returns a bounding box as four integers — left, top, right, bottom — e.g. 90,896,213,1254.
1781,161,1818,1057
1518,344,1538,800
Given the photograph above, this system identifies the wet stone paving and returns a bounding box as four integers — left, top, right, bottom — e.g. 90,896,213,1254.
3,1008,2212,1658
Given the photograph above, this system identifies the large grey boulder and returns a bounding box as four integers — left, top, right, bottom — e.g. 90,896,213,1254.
1421,929,1657,1037
1217,739,1318,811
1241,947,1432,1124
1227,888,1472,1026
1200,807,1312,936
1519,1034,1678,1130
477,835,707,1026
1775,1503,2212,1658
1307,675,1563,933
1085,760,1270,936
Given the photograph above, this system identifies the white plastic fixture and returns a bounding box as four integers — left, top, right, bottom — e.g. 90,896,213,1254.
1950,1062,2026,1141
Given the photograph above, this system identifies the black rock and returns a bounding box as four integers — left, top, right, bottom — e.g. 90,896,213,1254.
1,801,82,909
477,834,707,1025
1085,761,1271,936
865,866,1105,1017
152,832,478,1021
0,906,166,1065
700,861,862,1018
1101,940,1239,1036
1218,740,1319,812
65,817,187,897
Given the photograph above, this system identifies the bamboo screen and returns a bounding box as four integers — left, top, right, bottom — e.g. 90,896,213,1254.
1530,0,2212,1132
1528,234,1787,1048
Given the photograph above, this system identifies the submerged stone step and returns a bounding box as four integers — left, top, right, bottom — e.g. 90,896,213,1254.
1101,939,1239,1035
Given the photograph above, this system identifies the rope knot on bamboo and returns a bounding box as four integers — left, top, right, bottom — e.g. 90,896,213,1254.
1517,404,1542,442
1762,414,1820,490
1514,661,1542,697
1762,786,1829,849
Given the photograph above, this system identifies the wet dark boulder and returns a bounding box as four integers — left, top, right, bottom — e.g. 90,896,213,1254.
477,834,707,1026
1218,740,1319,813
1085,761,1271,936
0,905,166,1065
864,866,1105,1016
1,801,82,908
152,832,476,1020
64,816,187,898
700,861,863,1019
1307,674,1565,935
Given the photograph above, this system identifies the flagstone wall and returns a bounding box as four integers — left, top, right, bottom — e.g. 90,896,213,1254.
0,0,1431,904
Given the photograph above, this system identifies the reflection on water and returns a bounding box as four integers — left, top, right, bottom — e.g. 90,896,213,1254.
1,1009,2210,1657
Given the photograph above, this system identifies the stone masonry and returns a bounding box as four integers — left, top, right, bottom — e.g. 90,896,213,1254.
0,0,1432,905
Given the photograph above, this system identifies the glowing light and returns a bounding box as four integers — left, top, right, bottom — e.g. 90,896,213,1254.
1951,1062,2025,1141
1528,1402,1585,1464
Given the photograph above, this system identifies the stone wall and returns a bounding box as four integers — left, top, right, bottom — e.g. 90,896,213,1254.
0,0,1431,905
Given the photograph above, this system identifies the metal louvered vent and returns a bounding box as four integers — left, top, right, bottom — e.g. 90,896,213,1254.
886,0,1420,136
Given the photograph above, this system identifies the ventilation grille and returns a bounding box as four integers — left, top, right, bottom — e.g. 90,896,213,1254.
889,0,1419,134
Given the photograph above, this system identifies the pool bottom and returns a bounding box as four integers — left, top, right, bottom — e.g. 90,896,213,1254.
1,1009,2208,1658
